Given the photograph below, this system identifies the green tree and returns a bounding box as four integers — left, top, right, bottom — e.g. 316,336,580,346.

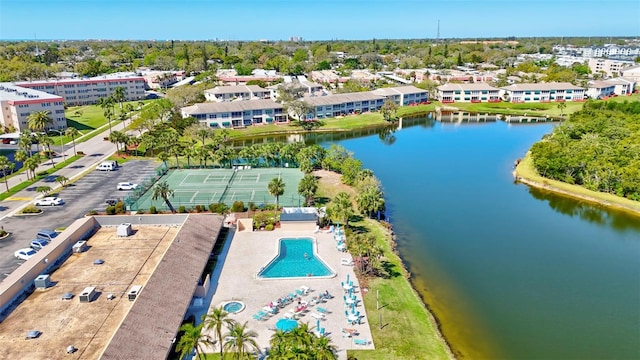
268,177,285,212
39,135,55,167
298,174,319,206
558,101,567,117
24,154,41,180
97,96,115,134
380,98,398,122
332,192,354,227
56,175,69,188
223,321,259,360
65,127,80,156
176,322,211,360
112,86,126,111
203,307,236,359
36,185,52,197
0,156,15,192
151,180,176,213
27,110,52,132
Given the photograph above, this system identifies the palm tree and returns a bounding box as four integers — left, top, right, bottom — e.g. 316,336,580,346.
176,322,211,360
27,110,52,132
558,101,567,117
298,174,319,206
223,321,259,360
332,192,354,228
184,140,198,168
109,131,122,152
0,156,15,192
157,151,169,168
203,307,236,359
65,127,80,156
19,130,34,156
312,335,338,360
268,177,285,213
98,96,115,134
39,135,55,167
151,180,176,213
169,142,184,169
112,86,126,111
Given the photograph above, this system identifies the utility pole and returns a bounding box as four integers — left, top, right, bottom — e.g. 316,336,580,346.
436,20,440,42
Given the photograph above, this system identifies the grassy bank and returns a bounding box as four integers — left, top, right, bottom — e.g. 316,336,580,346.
316,171,453,360
0,155,81,201
515,152,640,215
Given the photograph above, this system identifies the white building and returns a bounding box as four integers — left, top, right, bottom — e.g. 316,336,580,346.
372,86,429,106
437,83,501,103
587,58,635,77
501,83,586,103
586,81,617,99
15,74,146,106
204,85,271,102
181,99,287,128
0,83,66,132
621,65,640,82
303,92,386,120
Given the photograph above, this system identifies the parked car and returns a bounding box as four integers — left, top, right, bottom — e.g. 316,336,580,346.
36,229,59,241
15,248,37,260
117,182,138,191
96,160,118,171
34,197,64,206
30,239,50,251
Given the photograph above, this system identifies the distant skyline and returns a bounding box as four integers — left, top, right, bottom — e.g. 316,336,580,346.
1,0,639,41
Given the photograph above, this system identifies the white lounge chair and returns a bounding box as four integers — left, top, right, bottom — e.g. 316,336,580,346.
341,257,354,266
310,312,325,320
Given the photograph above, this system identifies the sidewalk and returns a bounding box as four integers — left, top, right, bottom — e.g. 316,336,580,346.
0,121,129,221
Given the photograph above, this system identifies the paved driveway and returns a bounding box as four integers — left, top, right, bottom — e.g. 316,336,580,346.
0,160,158,278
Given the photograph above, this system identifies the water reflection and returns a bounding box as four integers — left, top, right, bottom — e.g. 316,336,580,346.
528,186,640,232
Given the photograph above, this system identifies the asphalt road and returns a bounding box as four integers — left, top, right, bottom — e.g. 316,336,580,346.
0,160,157,278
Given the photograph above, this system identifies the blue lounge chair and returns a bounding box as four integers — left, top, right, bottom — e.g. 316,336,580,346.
354,338,369,346
316,307,328,314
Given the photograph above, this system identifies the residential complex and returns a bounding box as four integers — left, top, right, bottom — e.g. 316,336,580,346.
204,85,271,102
586,78,636,99
437,83,501,103
372,86,429,106
501,83,586,102
15,75,146,106
181,99,287,128
303,92,386,119
0,83,66,131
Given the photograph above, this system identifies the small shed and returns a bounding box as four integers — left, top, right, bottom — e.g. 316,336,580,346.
279,207,318,231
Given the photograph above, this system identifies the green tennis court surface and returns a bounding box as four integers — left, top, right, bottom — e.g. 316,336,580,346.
130,168,304,211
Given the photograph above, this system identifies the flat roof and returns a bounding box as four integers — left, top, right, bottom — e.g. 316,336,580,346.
303,91,385,107
501,82,585,91
101,214,223,360
205,85,268,94
0,83,63,102
437,83,501,91
182,99,283,115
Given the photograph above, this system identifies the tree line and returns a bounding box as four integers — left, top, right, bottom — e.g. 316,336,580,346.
530,100,640,200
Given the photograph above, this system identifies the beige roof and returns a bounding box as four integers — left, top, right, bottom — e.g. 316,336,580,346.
588,81,616,89
501,82,585,91
303,91,385,107
182,99,283,115
373,85,427,95
205,85,268,94
101,214,224,360
0,82,64,102
437,83,501,91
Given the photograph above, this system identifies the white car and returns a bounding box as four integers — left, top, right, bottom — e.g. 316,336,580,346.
15,248,37,261
34,197,64,206
117,182,138,191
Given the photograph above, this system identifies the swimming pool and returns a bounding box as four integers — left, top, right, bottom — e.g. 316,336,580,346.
258,237,335,279
221,301,245,314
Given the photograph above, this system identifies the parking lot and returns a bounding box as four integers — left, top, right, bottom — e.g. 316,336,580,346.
0,160,158,278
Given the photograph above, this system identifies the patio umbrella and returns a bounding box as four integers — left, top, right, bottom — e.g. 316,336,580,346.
316,319,321,331
351,302,355,314
275,318,298,332
346,274,350,283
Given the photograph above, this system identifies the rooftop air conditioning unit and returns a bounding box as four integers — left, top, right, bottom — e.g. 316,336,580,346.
79,286,96,303
73,241,87,253
34,274,51,289
128,285,142,301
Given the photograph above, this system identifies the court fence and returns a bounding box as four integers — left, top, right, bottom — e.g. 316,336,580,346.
123,163,168,210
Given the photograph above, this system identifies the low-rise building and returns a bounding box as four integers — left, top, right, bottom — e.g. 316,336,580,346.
501,83,586,103
181,99,287,128
586,81,617,99
15,74,146,106
603,77,636,95
621,65,640,82
588,58,635,77
0,83,66,131
372,85,429,105
437,83,501,103
303,92,386,119
204,85,271,102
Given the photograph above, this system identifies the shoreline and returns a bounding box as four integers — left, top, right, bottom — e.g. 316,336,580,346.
514,152,640,217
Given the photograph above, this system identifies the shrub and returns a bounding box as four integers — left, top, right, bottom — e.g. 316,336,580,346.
194,205,204,213
105,206,116,215
231,200,245,212
253,211,276,229
178,205,187,213
248,202,257,211
209,203,228,214
115,201,126,214
136,210,145,214
87,210,98,216
77,151,85,156
20,205,42,214
36,170,49,177
265,224,274,231
149,206,158,214
263,204,276,211
0,229,9,237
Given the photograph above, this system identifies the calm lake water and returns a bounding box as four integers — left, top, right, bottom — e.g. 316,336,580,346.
314,117,640,359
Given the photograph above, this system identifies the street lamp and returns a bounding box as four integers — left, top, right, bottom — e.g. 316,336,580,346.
49,129,66,165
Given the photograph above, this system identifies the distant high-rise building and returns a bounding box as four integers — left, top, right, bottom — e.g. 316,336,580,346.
289,36,303,42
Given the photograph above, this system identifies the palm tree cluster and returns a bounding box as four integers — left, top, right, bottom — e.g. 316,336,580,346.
176,307,260,360
269,322,338,359
97,86,128,135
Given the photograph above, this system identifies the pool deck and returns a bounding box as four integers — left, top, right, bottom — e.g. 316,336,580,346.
205,228,375,355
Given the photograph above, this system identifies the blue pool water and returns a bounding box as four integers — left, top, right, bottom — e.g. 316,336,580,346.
222,301,245,313
258,238,334,278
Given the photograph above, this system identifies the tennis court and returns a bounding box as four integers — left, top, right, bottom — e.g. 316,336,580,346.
130,168,305,211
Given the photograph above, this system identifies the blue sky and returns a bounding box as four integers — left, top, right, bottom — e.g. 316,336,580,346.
1,0,639,40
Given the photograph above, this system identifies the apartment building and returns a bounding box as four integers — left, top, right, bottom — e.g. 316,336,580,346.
372,85,429,105
602,77,636,95
181,99,287,128
15,75,146,106
302,92,384,119
586,81,617,99
0,83,66,132
437,83,501,103
588,58,635,77
204,85,271,102
501,83,586,103
621,65,640,82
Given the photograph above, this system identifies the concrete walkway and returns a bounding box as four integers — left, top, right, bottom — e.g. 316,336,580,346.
0,121,130,221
